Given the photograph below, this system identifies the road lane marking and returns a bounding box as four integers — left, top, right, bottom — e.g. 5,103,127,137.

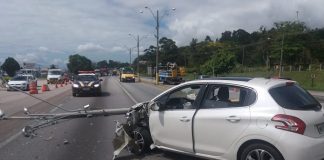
0,130,21,149
50,104,63,113
112,78,138,104
0,103,64,149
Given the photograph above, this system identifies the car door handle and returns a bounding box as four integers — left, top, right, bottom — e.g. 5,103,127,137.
179,116,191,122
226,116,241,123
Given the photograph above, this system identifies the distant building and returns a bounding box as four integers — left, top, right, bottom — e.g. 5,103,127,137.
22,62,36,69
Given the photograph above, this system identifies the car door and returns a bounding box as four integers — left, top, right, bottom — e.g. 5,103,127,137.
194,84,255,156
149,84,205,153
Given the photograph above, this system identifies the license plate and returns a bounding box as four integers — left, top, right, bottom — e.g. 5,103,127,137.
83,88,90,91
317,123,324,134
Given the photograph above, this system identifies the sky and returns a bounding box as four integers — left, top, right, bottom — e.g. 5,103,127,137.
0,0,323,68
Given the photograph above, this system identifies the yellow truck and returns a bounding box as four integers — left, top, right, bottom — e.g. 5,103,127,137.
119,67,135,82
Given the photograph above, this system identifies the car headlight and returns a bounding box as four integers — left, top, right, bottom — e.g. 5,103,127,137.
94,84,100,87
73,84,79,88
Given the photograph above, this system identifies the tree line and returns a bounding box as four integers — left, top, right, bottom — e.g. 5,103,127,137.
134,20,324,75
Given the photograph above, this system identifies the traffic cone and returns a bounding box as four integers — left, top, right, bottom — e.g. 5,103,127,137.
29,81,38,94
41,84,50,92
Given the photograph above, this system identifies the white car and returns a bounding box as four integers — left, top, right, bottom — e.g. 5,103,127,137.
123,77,324,160
7,75,36,91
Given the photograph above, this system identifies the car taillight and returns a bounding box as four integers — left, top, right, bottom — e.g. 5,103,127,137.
271,114,306,135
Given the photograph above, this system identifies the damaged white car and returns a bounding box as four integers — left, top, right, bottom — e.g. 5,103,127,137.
114,77,324,160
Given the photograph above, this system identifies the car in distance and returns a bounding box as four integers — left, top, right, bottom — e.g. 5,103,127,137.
125,77,324,160
47,69,63,84
7,75,36,91
72,73,102,97
119,67,135,82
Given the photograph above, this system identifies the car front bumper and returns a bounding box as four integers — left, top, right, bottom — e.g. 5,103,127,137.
72,87,101,95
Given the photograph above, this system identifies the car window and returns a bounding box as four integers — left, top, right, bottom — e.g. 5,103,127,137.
12,76,27,81
76,75,98,81
269,84,321,111
201,85,254,109
161,85,203,110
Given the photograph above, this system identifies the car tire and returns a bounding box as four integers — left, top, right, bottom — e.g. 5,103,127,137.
72,93,77,97
128,127,152,155
240,143,284,160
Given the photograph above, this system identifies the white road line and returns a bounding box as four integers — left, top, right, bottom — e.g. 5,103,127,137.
0,103,64,149
0,129,22,149
50,104,63,113
113,78,138,104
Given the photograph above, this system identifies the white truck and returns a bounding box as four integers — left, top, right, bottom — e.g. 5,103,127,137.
47,69,62,84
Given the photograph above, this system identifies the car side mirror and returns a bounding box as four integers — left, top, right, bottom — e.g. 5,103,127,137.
100,79,103,81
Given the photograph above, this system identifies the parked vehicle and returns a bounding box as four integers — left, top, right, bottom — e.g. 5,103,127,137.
47,69,63,84
115,77,324,160
7,75,36,91
159,62,185,85
72,71,102,97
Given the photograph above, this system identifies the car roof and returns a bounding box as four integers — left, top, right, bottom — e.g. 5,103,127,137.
78,73,96,76
187,77,295,90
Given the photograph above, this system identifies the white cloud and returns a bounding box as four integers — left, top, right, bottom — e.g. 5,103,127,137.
77,43,106,52
38,46,49,52
110,46,125,52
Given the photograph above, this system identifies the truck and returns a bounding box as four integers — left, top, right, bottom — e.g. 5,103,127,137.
159,62,185,85
47,69,63,84
119,67,135,82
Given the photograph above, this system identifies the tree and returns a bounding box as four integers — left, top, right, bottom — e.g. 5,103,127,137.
159,37,179,64
96,60,109,68
1,57,20,77
67,54,93,74
201,50,236,75
204,35,213,42
49,64,57,69
219,31,232,42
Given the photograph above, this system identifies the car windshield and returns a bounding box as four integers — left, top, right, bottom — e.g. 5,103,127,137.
122,70,133,74
76,75,97,81
48,71,61,75
11,76,27,81
269,84,322,111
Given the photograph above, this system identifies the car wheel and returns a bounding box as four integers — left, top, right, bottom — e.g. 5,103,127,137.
128,127,152,155
240,143,284,160
72,93,77,97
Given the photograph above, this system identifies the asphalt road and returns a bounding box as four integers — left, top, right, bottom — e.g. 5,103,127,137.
0,76,199,160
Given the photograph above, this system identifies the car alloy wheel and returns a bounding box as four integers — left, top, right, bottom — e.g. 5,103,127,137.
240,143,283,160
128,127,152,155
245,149,275,160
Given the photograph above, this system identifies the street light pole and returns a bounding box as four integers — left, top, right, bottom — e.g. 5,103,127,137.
155,10,159,85
142,7,175,85
129,48,132,66
137,35,140,82
129,34,147,82
279,33,284,78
